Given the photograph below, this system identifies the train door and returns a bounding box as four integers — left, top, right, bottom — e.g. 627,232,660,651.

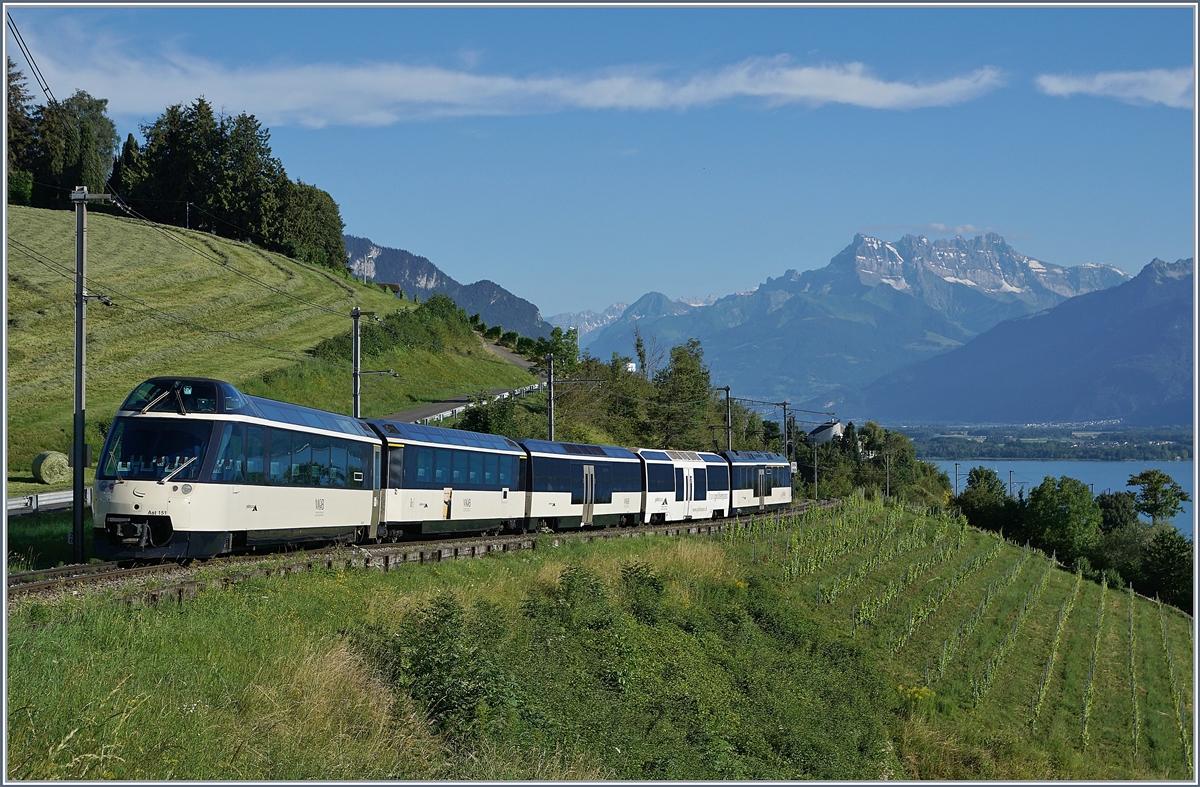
371,446,382,537
684,469,694,518
582,464,595,525
756,467,766,511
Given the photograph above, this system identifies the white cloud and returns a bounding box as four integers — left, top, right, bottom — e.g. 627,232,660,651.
26,34,1004,128
867,222,1000,237
1035,68,1193,109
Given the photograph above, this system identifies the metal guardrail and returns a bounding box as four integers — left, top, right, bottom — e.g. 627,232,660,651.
6,487,92,516
419,382,546,425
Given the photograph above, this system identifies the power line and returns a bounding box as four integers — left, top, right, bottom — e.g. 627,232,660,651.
6,14,56,106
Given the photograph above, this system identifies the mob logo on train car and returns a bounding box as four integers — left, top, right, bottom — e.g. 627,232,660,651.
315,498,324,516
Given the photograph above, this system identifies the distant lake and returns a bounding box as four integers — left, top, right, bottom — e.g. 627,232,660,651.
930,459,1194,539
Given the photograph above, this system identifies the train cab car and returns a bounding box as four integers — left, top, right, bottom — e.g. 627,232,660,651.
365,419,527,536
722,450,792,514
92,377,382,560
636,449,725,523
521,439,642,529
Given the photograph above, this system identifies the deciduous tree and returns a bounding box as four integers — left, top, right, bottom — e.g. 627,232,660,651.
1127,469,1191,528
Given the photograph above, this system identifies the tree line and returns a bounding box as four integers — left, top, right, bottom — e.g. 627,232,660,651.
6,58,347,271
955,466,1193,612
790,421,952,508
459,327,954,509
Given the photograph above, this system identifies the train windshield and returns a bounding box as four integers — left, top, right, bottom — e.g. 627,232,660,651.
121,380,219,414
97,417,214,481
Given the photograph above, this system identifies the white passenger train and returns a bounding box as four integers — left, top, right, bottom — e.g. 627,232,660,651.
93,377,792,560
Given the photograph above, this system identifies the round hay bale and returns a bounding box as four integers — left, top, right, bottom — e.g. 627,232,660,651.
31,450,70,484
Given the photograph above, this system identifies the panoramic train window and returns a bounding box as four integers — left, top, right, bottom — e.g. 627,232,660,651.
210,423,246,483
399,445,519,491
594,463,612,504
291,438,312,486
312,435,331,487
330,441,347,488
484,453,498,485
646,463,674,493
268,429,291,485
452,451,469,485
611,462,641,493
469,452,483,485
414,447,433,484
98,417,213,481
200,425,362,489
694,467,707,500
707,465,728,491
246,427,265,484
434,449,452,485
675,468,686,502
348,443,366,488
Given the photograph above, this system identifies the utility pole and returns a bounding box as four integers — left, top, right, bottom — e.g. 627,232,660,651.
886,452,891,497
724,386,732,451
781,401,789,459
350,307,375,418
71,186,110,564
185,201,190,230
546,354,555,441
1009,470,1014,498
955,462,960,497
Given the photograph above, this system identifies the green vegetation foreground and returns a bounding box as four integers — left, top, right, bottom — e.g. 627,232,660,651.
7,496,1193,779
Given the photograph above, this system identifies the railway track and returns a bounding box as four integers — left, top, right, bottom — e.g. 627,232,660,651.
8,501,835,603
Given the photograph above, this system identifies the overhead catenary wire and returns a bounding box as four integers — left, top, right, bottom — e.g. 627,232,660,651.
6,14,57,106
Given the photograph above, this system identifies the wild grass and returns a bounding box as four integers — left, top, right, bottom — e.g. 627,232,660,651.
6,509,97,570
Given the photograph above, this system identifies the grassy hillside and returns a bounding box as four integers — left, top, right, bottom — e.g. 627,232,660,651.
6,497,1193,779
5,205,535,486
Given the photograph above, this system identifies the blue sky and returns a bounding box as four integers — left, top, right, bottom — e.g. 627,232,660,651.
6,5,1196,316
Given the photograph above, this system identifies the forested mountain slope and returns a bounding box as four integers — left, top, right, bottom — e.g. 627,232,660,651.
836,258,1194,425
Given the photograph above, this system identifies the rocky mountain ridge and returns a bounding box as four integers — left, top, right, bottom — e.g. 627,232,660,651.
585,232,1134,404
344,235,554,339
548,302,628,340
827,257,1194,425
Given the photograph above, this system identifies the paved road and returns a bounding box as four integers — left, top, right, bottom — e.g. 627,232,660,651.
383,388,516,423
381,335,542,423
480,340,537,371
